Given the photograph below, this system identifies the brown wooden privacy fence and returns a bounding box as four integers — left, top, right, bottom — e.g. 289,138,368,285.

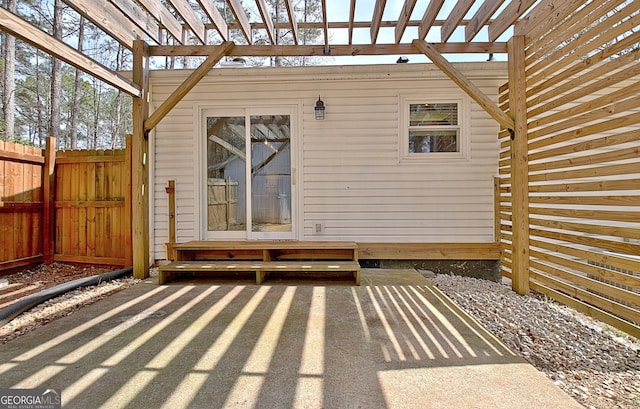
0,141,46,271
0,137,132,273
54,142,132,266
497,0,640,337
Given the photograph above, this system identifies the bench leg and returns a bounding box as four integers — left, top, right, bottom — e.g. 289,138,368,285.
256,270,267,285
158,270,172,285
354,269,360,286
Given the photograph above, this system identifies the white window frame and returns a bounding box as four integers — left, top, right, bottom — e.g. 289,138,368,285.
399,94,470,162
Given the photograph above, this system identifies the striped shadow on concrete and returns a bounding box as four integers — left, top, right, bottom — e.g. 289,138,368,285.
0,269,581,409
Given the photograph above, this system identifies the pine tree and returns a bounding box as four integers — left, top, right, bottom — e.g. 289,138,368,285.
2,0,17,141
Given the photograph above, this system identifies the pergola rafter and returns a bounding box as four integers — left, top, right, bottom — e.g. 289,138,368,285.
108,0,163,44
255,0,276,44
0,7,140,96
136,0,185,44
370,0,387,44
441,0,475,42
195,0,229,41
348,0,356,44
488,0,539,42
5,0,548,52
395,0,418,43
418,0,446,40
466,0,506,41
283,0,300,45
227,0,252,44
63,0,143,48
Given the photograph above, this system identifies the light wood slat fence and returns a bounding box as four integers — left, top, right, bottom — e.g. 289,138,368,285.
498,0,640,337
0,137,132,273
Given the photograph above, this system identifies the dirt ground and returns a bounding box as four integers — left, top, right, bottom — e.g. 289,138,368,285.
0,262,139,344
0,263,120,307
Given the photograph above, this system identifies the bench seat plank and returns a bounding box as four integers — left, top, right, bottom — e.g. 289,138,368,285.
158,260,361,285
173,240,358,250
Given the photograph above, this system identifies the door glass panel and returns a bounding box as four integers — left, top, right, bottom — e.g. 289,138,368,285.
250,115,291,233
206,116,246,231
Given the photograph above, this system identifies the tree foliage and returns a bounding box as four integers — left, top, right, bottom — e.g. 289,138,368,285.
1,0,131,148
1,0,324,148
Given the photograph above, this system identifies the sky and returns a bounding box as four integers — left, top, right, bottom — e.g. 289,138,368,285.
319,0,514,65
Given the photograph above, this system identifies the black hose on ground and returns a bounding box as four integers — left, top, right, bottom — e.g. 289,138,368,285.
0,267,133,326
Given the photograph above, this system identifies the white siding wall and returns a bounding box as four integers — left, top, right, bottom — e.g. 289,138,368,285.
150,63,507,259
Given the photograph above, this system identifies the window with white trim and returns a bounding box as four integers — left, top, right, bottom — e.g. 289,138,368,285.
409,102,458,153
401,97,467,161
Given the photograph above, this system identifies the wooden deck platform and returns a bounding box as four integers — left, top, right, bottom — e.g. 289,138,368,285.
158,241,360,285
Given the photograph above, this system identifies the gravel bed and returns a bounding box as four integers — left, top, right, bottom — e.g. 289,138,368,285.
430,273,640,409
0,277,141,344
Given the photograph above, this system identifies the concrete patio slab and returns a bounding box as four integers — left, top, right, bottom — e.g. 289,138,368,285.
0,269,582,409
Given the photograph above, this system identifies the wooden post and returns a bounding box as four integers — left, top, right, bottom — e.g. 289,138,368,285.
42,136,56,264
165,180,176,261
493,176,501,244
124,135,133,266
132,40,150,279
508,36,530,295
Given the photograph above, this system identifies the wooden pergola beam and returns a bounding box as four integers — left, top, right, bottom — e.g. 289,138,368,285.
137,0,185,44
108,0,162,44
255,0,276,44
441,0,474,42
395,0,419,44
466,0,506,41
63,0,140,48
165,0,206,43
220,18,474,31
321,0,329,49
413,40,515,130
370,0,386,43
348,0,356,44
0,8,140,97
284,0,300,45
144,41,235,133
489,0,538,42
418,0,446,40
150,42,507,57
196,0,228,41
227,0,252,44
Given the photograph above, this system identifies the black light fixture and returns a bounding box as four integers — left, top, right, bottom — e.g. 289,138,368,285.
314,96,326,120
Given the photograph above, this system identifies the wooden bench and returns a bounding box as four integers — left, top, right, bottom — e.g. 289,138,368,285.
158,241,361,285
158,260,361,285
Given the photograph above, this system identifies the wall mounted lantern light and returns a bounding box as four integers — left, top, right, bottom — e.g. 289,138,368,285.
314,96,326,120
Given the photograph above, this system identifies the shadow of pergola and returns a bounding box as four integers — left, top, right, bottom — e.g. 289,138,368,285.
0,270,528,409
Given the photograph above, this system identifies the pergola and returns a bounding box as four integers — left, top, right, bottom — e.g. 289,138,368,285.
1,0,639,335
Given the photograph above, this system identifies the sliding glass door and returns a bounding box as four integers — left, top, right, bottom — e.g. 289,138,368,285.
204,109,294,240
